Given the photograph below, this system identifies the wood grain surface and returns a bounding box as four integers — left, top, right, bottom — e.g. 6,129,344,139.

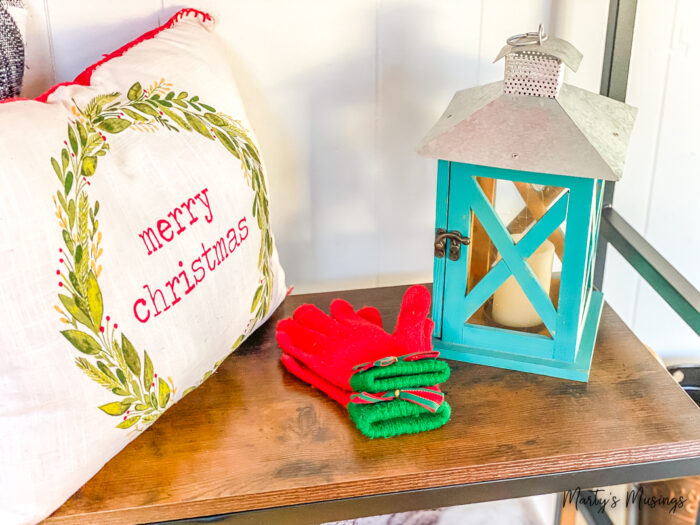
46,284,700,524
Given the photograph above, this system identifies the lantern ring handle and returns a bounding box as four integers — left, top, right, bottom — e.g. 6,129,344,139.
507,24,548,47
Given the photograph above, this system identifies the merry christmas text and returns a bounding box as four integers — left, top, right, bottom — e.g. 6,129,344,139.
133,187,249,323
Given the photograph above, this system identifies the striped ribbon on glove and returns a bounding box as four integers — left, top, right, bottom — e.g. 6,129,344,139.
350,386,444,413
351,350,441,373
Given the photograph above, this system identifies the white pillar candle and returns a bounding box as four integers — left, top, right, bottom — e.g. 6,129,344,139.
491,235,555,328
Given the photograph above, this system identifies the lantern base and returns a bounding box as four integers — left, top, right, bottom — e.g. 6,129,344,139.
433,291,604,382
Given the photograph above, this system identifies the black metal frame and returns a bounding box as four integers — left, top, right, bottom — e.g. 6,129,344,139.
159,457,700,525
594,0,638,290
600,209,700,334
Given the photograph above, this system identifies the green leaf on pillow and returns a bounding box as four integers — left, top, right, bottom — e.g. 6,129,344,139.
158,378,170,408
121,107,147,121
74,244,83,265
75,357,117,390
116,368,128,387
182,386,196,398
251,285,263,312
244,142,261,164
98,118,131,134
81,156,97,176
121,334,141,376
74,293,88,313
184,112,213,140
85,92,120,118
99,401,130,416
68,271,80,292
62,230,74,254
143,351,154,391
59,293,93,330
130,380,142,401
132,102,160,118
111,387,130,396
160,106,190,130
127,82,142,101
68,124,78,154
51,157,63,181
86,133,102,150
142,413,159,424
97,361,118,383
199,103,216,112
61,330,101,355
86,271,103,329
77,121,88,147
266,230,273,253
56,190,68,212
213,129,239,158
150,392,158,409
64,171,73,195
202,112,227,127
232,334,245,350
117,415,141,429
61,148,70,171
67,197,75,229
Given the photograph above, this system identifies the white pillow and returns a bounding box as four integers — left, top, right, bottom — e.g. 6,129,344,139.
0,9,286,523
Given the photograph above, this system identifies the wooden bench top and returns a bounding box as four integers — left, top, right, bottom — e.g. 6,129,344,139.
47,284,700,524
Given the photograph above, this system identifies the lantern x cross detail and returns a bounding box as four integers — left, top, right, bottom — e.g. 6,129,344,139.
462,176,569,336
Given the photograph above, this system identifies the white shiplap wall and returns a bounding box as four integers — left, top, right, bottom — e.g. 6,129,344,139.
19,1,697,358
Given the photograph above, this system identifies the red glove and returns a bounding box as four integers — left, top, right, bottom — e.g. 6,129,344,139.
277,286,452,438
276,285,447,393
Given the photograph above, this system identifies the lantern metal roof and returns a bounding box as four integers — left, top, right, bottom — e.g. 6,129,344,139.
417,29,637,181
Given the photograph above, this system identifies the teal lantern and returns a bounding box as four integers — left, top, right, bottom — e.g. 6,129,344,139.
417,27,636,382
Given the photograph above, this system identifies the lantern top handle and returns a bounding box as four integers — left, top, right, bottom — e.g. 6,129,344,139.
494,25,583,73
506,24,548,47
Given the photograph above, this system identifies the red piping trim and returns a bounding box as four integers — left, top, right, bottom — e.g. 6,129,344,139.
3,8,213,105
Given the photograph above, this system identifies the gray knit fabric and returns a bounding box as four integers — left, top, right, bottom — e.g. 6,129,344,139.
0,0,25,99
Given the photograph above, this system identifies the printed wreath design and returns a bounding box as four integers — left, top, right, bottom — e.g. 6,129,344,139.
52,79,274,430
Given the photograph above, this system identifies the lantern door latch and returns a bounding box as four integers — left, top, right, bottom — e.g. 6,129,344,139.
434,228,470,261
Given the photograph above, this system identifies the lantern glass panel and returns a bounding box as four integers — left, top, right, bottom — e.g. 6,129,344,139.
464,176,569,337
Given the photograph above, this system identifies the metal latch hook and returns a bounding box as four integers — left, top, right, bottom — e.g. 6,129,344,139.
434,229,470,261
